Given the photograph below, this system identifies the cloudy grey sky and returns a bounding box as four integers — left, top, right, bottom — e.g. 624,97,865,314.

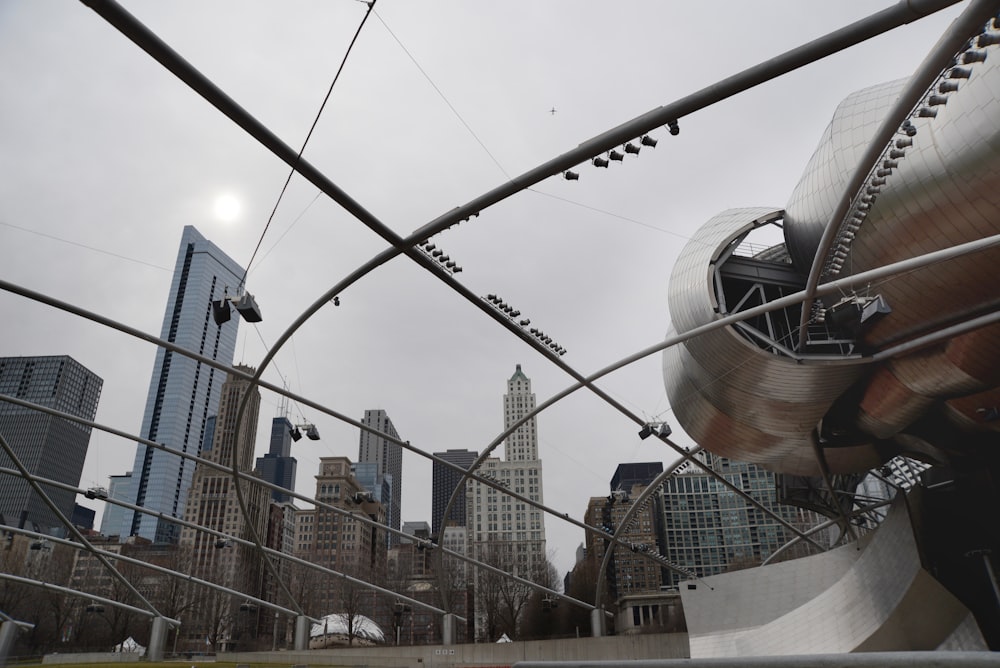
0,1,968,577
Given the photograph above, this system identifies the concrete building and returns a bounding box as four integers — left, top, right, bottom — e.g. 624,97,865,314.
121,225,244,543
432,448,477,537
358,409,402,546
294,457,387,618
0,355,102,535
254,416,298,503
467,365,548,639
178,366,269,650
585,483,664,601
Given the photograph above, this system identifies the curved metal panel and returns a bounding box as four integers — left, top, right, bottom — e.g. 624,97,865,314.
668,33,1000,471
663,208,875,475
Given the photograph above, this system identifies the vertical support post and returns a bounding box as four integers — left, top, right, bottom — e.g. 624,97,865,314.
590,608,605,637
147,616,169,662
0,621,19,667
441,613,455,646
294,615,310,651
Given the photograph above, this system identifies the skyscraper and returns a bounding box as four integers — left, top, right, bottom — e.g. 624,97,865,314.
657,451,828,588
121,225,244,543
0,355,102,534
431,448,477,537
255,416,298,503
179,366,267,648
467,365,547,639
358,409,402,546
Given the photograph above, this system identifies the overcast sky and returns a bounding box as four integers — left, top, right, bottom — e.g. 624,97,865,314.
0,1,969,577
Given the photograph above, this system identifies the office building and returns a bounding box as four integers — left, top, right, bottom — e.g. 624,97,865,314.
99,471,131,537
467,365,547,638
432,448,477,537
293,457,386,616
120,225,244,543
585,484,664,601
0,355,102,534
610,462,663,494
255,416,298,503
178,366,269,649
358,409,402,546
658,451,826,588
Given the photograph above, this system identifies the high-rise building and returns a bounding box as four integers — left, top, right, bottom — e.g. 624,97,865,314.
121,225,244,543
178,366,268,649
99,471,132,537
467,365,547,639
0,355,102,534
431,448,477,537
584,483,664,601
351,461,393,530
610,462,663,494
293,457,386,617
254,416,298,503
657,451,827,588
358,409,402,546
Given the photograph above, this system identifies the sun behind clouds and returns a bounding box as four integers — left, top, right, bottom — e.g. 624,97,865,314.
212,192,242,223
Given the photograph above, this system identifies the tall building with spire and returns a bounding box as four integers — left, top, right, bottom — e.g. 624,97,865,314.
467,365,547,639
120,225,244,543
358,409,402,546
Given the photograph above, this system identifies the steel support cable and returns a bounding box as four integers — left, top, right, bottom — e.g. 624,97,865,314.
0,573,176,624
0,524,307,622
79,0,962,615
795,0,1000,352
0,467,457,621
240,0,377,289
0,431,163,620
3,234,998,612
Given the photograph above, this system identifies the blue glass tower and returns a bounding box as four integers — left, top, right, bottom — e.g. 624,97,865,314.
255,416,298,503
121,226,244,543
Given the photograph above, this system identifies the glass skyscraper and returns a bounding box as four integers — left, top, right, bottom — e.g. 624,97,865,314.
119,225,244,543
358,409,403,546
0,355,102,534
431,448,477,537
255,416,298,503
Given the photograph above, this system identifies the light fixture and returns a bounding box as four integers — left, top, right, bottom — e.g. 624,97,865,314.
638,424,653,440
658,422,672,437
213,290,264,326
667,120,680,136
896,137,913,148
305,424,320,440
917,107,937,118
592,157,609,168
624,142,640,155
961,50,987,64
289,427,302,442
948,66,972,79
976,32,1000,48
939,80,960,93
640,135,657,148
609,150,624,162
563,170,579,181
926,94,948,106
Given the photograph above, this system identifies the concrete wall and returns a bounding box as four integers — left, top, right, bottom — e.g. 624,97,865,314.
226,633,690,668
